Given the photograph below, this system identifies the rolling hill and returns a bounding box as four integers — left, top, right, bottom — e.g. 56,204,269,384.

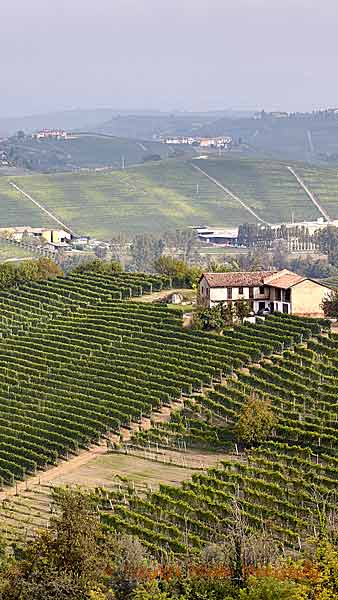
1,156,338,238
0,272,336,559
196,114,338,162
2,133,169,173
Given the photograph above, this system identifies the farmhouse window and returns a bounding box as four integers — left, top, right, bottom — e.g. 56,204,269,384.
259,286,265,295
249,288,254,299
239,287,243,295
227,287,233,300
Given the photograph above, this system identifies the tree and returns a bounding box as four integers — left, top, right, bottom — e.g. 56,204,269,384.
194,305,225,331
110,233,129,266
94,245,108,260
1,489,112,600
0,264,18,288
239,576,308,600
206,259,240,273
222,302,236,326
235,300,252,322
31,257,63,280
154,256,202,288
271,239,288,270
321,290,338,317
315,226,338,267
130,234,165,272
72,258,122,275
235,397,277,447
164,229,197,263
154,256,188,278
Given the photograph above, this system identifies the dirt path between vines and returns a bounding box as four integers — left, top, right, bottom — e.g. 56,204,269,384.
130,288,195,303
0,402,182,502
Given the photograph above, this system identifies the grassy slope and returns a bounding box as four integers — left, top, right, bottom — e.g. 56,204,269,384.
0,160,249,237
195,157,319,223
0,180,53,228
293,164,338,221
1,156,338,238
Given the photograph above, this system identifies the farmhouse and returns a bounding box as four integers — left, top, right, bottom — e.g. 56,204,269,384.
32,129,69,140
199,269,331,317
0,227,72,246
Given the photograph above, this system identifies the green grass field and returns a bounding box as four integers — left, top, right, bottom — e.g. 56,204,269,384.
1,156,338,239
0,160,250,237
194,156,320,223
0,241,34,263
292,164,338,221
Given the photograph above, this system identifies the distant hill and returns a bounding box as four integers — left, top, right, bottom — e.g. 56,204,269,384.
196,114,338,162
0,133,171,173
94,113,220,140
0,109,119,137
0,108,253,139
1,156,338,238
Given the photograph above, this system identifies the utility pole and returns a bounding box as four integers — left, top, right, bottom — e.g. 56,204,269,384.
196,183,199,195
121,155,125,169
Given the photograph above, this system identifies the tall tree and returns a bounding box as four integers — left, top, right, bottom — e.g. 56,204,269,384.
130,234,165,272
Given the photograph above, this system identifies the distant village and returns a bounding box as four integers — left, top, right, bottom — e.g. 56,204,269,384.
161,135,233,149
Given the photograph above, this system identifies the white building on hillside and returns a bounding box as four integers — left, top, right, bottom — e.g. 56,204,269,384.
199,270,331,317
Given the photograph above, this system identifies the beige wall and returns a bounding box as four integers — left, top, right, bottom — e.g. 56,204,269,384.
291,280,330,317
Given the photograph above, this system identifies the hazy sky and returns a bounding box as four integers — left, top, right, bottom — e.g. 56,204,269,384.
1,0,337,117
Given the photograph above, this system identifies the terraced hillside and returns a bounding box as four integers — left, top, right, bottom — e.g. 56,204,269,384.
193,157,321,224
0,270,297,488
0,269,337,558
91,313,338,557
2,157,337,237
0,160,249,236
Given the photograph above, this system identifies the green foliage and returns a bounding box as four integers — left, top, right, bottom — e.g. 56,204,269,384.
1,489,111,600
0,257,63,289
195,305,225,331
235,301,252,323
239,576,308,600
315,226,338,268
130,234,165,272
72,258,122,275
154,256,202,288
235,397,277,446
312,539,338,600
320,289,338,317
154,256,188,278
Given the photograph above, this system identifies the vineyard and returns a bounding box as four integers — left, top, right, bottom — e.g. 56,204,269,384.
91,314,338,557
2,156,338,237
0,272,337,559
0,270,305,488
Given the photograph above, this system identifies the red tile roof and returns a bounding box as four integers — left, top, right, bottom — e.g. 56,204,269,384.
201,269,330,290
201,271,278,288
267,271,305,289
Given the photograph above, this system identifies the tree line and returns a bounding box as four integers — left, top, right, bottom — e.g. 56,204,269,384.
0,488,336,599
